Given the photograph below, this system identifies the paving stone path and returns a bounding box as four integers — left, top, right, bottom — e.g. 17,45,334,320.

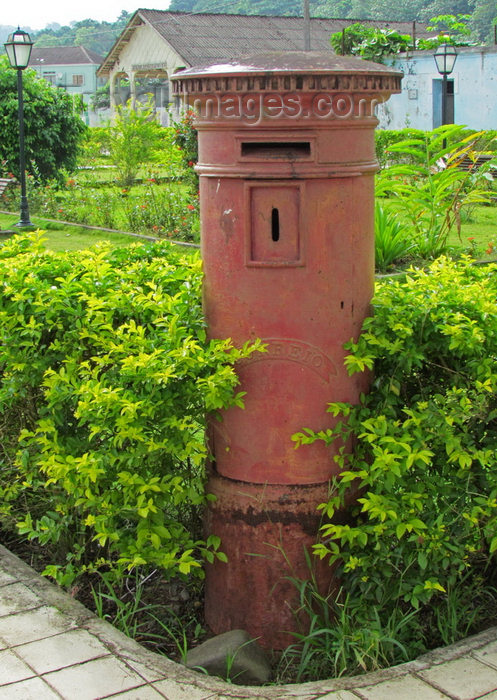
1,544,497,699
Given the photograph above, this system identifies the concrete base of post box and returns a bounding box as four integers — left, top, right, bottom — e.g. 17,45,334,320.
204,472,336,650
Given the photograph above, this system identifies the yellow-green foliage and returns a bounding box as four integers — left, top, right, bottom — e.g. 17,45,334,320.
0,232,260,585
294,257,497,610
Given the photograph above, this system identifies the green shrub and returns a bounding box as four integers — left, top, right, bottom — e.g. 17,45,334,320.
294,257,497,614
376,125,494,259
171,109,198,190
106,100,170,187
330,23,411,64
375,128,426,169
374,202,415,272
17,179,199,243
0,232,260,585
375,128,497,169
0,56,86,183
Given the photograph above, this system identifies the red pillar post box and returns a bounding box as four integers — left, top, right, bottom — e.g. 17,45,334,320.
172,53,402,649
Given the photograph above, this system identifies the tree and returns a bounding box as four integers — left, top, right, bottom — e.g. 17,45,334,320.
32,14,131,56
471,0,497,42
168,0,197,9
426,13,473,39
105,99,166,186
0,56,86,182
348,0,371,17
418,0,473,21
331,23,412,61
368,0,428,20
91,83,111,110
317,1,353,16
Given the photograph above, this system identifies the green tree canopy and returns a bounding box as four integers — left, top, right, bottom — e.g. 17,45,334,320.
0,56,87,182
168,0,348,15
471,0,497,42
32,13,130,56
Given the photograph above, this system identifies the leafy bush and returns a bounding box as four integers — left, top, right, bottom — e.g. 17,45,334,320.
294,257,497,616
331,17,473,65
374,202,414,272
0,233,260,585
330,23,411,63
376,125,495,259
376,128,497,169
171,109,198,189
0,56,86,182
16,179,199,243
375,128,426,169
105,100,169,186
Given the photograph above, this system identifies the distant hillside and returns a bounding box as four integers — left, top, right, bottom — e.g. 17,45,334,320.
168,0,496,43
2,1,496,57
0,25,33,48
0,12,131,58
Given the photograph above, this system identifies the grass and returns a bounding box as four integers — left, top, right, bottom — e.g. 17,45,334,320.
457,203,497,255
0,212,136,251
76,162,185,186
3,200,496,260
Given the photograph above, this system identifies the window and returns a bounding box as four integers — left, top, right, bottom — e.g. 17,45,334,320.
43,72,56,84
72,74,84,86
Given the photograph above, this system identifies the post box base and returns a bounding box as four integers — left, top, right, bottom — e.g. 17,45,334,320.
204,472,336,650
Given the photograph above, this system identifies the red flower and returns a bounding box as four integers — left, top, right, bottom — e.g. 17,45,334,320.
187,204,195,211
188,161,194,167
58,208,64,213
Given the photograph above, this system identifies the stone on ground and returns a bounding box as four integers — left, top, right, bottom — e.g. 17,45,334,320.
184,629,272,685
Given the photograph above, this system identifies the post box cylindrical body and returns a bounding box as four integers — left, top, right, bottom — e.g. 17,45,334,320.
173,53,402,649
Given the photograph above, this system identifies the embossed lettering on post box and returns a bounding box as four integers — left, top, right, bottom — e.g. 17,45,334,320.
247,182,304,266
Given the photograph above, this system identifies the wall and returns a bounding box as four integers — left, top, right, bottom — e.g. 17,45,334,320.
108,22,185,125
377,47,497,131
32,63,104,103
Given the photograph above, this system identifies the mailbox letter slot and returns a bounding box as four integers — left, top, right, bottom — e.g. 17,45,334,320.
271,208,280,242
241,141,311,159
247,183,303,266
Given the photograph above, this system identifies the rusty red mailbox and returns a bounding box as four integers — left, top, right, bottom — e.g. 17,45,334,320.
172,52,402,649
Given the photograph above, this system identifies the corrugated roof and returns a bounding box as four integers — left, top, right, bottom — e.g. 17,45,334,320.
99,10,430,74
29,46,104,67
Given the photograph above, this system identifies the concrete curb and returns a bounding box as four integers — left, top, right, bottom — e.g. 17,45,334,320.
2,545,497,699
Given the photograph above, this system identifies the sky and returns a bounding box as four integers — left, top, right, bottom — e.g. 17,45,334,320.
3,0,171,31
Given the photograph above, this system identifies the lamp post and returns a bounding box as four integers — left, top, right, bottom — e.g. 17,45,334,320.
434,43,457,128
4,28,34,229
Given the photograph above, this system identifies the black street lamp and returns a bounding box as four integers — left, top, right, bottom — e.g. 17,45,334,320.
433,43,458,127
4,27,34,229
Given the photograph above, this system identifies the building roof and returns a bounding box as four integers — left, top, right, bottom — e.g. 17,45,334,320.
29,46,104,67
99,9,431,75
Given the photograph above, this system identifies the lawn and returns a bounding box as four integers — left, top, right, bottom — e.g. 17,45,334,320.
0,213,136,251
3,201,496,260
457,203,497,256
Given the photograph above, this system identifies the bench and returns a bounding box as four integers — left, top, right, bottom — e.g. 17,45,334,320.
456,154,494,172
0,177,16,197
